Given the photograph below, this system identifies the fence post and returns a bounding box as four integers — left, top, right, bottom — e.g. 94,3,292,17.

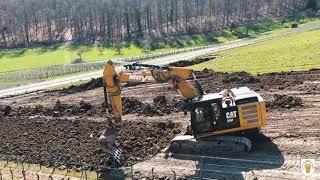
171,169,176,180
199,150,203,180
21,162,26,180
131,165,134,180
9,168,13,180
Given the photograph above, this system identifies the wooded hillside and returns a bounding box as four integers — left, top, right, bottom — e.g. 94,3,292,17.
0,0,312,48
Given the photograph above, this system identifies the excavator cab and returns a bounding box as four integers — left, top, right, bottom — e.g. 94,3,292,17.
191,98,225,136
185,87,267,139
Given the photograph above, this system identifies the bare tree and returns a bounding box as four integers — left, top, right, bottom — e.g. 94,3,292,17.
0,0,308,48
76,48,84,61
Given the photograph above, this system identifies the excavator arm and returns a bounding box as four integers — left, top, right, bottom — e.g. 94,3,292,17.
103,60,203,122
99,60,203,163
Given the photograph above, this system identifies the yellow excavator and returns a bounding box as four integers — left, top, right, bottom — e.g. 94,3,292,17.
99,60,267,164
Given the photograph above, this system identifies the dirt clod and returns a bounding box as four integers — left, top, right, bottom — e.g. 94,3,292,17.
154,95,167,106
3,105,12,116
79,100,93,111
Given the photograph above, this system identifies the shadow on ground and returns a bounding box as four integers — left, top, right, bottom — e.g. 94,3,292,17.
178,133,284,179
99,133,284,179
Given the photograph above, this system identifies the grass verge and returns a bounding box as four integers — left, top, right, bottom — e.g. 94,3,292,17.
192,29,320,74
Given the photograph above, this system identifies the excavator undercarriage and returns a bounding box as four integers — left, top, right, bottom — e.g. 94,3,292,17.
170,135,252,155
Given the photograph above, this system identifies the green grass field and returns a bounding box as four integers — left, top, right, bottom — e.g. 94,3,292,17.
192,29,320,74
1,18,318,73
0,44,158,73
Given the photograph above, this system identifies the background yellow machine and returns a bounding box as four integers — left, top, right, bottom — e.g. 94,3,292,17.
100,60,267,163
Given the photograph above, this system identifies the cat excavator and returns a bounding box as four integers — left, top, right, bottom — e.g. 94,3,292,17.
99,60,267,164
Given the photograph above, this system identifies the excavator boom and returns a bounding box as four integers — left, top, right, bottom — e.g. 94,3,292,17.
102,61,202,121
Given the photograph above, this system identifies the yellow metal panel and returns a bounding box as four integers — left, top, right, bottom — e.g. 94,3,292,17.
260,101,267,125
238,106,247,127
206,126,261,136
238,102,259,128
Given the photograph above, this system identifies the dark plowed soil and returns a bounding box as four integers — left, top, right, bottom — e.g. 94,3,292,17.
0,117,181,170
58,78,103,93
267,94,303,109
196,69,320,93
221,71,260,84
123,96,182,116
169,56,217,67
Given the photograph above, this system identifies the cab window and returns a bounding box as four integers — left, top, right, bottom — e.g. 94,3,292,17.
194,107,211,122
211,103,221,121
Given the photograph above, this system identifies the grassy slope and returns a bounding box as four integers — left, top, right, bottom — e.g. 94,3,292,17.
0,44,155,73
0,19,315,73
192,29,320,75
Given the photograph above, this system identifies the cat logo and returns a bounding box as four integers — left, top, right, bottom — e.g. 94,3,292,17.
226,111,237,119
226,111,237,123
128,74,155,82
301,159,315,176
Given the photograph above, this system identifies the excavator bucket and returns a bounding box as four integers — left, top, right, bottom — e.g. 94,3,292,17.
99,127,123,166
112,146,123,165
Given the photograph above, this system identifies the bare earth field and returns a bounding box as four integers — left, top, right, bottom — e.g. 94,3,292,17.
1,69,320,179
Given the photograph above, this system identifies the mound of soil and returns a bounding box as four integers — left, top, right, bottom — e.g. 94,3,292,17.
1,96,182,118
123,96,182,117
169,56,215,67
1,100,102,117
257,72,304,90
222,71,259,84
122,97,144,114
267,94,303,109
59,78,103,93
0,117,181,170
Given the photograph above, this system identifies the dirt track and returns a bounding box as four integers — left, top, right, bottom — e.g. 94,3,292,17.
1,69,320,179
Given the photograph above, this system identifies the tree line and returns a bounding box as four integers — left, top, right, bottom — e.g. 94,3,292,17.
0,0,312,48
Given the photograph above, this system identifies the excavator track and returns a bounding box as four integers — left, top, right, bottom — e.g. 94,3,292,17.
169,135,252,155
